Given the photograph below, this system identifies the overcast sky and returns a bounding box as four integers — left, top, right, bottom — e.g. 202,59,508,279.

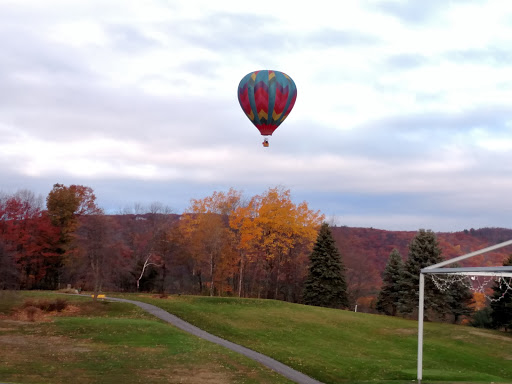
1,0,512,232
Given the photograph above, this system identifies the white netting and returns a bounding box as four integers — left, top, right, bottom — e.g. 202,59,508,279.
430,273,512,302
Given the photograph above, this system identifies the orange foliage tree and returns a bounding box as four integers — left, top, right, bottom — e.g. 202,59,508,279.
179,189,242,296
178,187,323,301
230,187,324,300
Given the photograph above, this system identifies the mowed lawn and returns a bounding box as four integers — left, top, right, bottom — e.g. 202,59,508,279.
114,294,512,384
0,291,293,384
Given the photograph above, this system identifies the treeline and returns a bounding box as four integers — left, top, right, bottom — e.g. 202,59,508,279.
1,184,510,329
332,226,512,306
0,185,324,302
374,230,512,330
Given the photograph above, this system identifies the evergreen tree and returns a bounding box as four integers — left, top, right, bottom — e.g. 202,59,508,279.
399,229,448,317
376,249,403,316
303,223,348,309
445,263,474,323
490,255,512,332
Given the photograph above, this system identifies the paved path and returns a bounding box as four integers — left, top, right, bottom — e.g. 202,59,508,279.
107,297,323,384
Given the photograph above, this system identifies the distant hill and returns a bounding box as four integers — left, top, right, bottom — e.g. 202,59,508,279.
105,214,512,302
331,226,512,299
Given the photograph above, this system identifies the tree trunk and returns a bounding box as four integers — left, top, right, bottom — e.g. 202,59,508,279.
238,252,244,297
274,253,282,299
209,252,215,296
196,270,203,293
274,261,280,299
160,263,166,294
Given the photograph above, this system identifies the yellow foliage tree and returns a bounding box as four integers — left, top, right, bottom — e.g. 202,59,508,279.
231,187,324,299
179,189,242,296
180,187,323,300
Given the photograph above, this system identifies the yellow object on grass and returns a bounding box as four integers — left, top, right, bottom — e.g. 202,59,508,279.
91,294,106,298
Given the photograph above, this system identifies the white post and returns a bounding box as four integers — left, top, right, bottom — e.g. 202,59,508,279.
417,273,425,383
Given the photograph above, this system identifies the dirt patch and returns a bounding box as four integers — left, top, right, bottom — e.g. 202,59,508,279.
145,367,233,384
379,327,416,336
393,328,416,335
0,334,92,353
469,330,512,342
0,304,82,323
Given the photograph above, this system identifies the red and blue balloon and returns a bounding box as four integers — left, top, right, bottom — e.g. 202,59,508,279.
238,70,297,146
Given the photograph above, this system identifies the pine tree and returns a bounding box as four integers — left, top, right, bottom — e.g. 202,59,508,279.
303,223,348,309
376,249,403,316
446,263,474,324
490,255,512,332
399,229,448,317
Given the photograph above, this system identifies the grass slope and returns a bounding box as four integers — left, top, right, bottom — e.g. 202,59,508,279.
115,294,512,384
0,291,293,384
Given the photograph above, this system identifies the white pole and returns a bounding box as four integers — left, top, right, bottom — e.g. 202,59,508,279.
417,273,425,383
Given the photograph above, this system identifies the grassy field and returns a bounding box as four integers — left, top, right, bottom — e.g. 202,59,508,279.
0,291,293,384
112,293,512,384
1,291,511,384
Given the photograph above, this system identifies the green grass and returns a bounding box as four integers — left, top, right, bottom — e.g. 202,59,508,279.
113,294,512,384
3,291,512,383
0,291,293,384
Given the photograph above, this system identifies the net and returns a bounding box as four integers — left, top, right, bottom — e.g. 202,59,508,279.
429,272,512,302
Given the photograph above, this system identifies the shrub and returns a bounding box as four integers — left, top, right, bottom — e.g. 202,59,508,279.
25,306,39,322
470,307,494,329
22,298,68,313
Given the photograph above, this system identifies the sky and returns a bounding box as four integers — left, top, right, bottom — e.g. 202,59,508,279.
1,0,512,232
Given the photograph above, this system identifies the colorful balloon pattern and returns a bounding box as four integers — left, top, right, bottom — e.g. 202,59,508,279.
238,70,297,136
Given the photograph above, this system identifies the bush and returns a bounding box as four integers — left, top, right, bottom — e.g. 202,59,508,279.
25,306,39,322
470,307,494,329
22,298,68,313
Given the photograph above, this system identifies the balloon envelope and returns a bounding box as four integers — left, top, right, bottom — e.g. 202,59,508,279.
238,70,297,136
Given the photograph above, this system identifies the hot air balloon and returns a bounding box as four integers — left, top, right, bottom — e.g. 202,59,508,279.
238,70,297,147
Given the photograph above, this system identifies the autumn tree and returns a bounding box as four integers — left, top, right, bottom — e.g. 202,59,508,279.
399,229,448,317
0,242,17,289
303,223,349,309
179,189,241,296
490,255,512,331
116,203,178,292
376,249,404,316
45,184,102,288
244,188,323,300
66,213,132,298
229,199,259,297
179,187,322,299
46,184,102,236
0,190,60,289
70,214,111,299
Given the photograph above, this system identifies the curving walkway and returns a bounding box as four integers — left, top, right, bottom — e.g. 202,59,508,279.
107,297,323,384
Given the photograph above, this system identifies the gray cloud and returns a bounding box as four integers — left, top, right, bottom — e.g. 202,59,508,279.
373,1,442,23
105,24,162,53
165,12,285,53
372,0,479,24
178,60,221,77
444,47,512,66
383,53,429,70
305,28,380,48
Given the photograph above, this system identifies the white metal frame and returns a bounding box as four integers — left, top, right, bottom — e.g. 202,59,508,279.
417,239,512,383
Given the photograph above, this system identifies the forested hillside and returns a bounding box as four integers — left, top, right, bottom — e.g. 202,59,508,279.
2,186,511,311
332,226,512,306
